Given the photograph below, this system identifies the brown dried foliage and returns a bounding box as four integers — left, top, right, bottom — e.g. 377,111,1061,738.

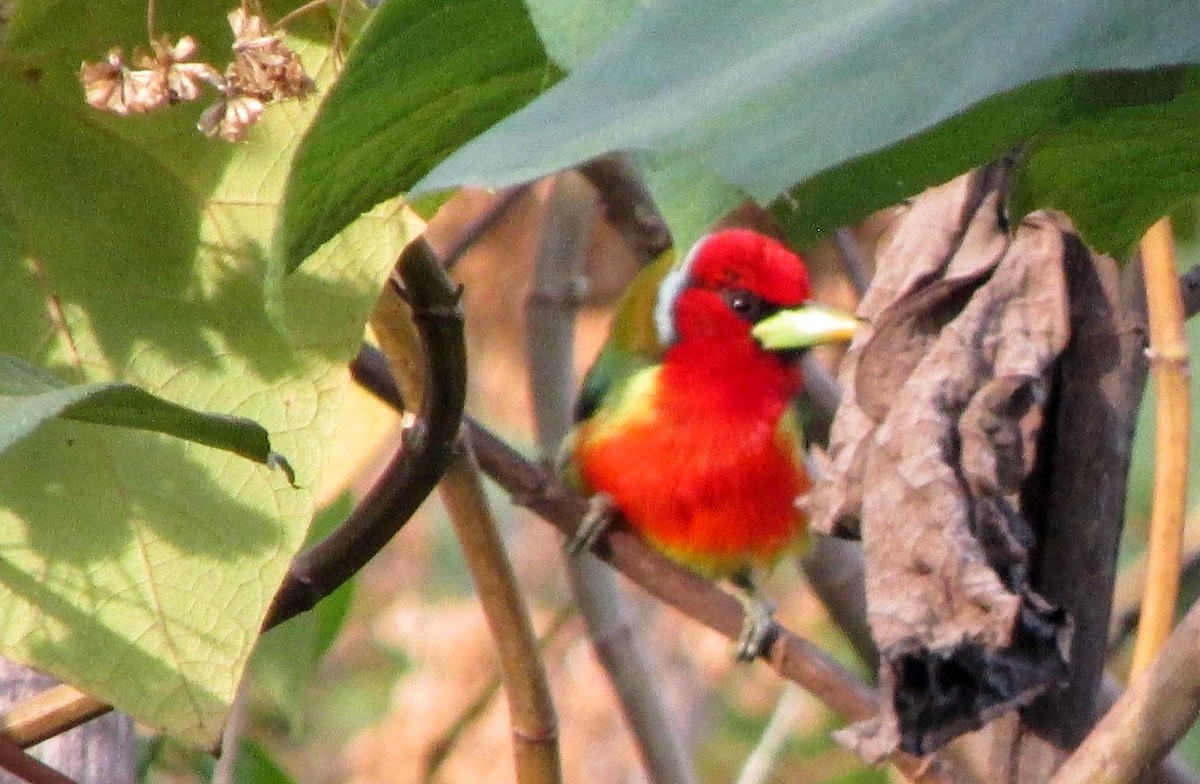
812,165,1085,759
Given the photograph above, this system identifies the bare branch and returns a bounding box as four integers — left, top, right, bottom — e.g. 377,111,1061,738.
442,185,533,271
0,736,77,784
0,686,107,748
1050,596,1200,784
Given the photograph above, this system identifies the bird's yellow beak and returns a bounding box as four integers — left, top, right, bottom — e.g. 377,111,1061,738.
751,303,861,351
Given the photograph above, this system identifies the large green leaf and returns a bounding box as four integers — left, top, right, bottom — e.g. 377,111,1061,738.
773,67,1200,254
0,354,284,470
416,0,1200,252
277,0,558,270
0,1,415,746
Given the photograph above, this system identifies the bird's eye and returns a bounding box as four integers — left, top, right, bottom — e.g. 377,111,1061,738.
722,288,776,323
729,291,753,314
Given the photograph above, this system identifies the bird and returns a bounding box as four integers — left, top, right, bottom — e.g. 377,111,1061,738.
562,228,860,660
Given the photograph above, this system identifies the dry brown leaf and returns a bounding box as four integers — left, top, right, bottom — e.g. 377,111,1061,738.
812,164,1076,759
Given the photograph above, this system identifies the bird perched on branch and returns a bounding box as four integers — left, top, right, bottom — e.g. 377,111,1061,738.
563,228,859,659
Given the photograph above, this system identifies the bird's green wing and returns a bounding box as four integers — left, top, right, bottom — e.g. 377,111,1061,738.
574,250,677,423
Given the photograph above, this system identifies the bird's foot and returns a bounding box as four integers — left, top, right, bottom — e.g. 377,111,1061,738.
566,492,616,557
731,572,779,662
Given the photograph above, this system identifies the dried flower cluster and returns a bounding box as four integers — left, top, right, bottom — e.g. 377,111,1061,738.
79,7,315,142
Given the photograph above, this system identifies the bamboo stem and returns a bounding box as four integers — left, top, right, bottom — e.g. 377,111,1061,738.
372,267,562,784
1131,217,1191,675
527,173,698,784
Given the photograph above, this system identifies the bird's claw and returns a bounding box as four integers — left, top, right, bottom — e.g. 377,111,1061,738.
734,594,779,662
566,492,615,557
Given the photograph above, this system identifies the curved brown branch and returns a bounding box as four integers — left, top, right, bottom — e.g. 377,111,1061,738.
261,237,466,632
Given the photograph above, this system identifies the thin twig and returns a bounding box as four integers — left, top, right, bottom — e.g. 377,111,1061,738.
0,686,107,748
422,604,574,783
274,0,334,31
442,185,533,271
1108,518,1200,650
527,173,698,784
210,679,251,784
0,736,77,784
1131,217,1190,675
734,685,806,784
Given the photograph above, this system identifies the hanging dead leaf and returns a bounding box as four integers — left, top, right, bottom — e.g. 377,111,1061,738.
812,163,1076,758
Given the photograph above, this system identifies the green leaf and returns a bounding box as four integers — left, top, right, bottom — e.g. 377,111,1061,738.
234,740,297,784
0,354,285,472
1012,68,1200,254
523,0,642,70
774,67,1200,255
0,1,415,747
277,0,559,270
416,0,1200,250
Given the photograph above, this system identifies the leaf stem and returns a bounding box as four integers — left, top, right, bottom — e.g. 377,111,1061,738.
145,0,157,41
441,185,532,271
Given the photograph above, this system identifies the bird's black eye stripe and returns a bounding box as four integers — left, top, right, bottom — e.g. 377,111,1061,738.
721,287,782,324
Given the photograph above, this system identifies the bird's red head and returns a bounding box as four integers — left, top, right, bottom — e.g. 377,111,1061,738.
655,228,811,348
